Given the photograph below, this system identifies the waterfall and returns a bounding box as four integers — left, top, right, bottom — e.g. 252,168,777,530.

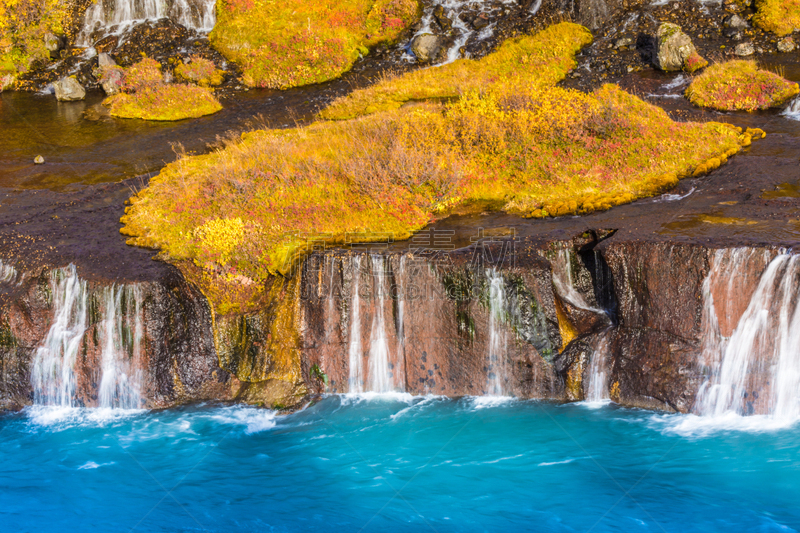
486,268,508,396
98,285,144,410
783,97,800,121
585,334,611,403
31,265,145,409
77,0,217,46
348,256,364,393
368,255,392,392
0,259,18,284
395,256,406,381
408,0,520,65
32,266,88,407
696,250,800,420
551,249,604,314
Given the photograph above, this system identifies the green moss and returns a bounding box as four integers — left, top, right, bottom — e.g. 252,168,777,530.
686,60,799,111
209,0,421,89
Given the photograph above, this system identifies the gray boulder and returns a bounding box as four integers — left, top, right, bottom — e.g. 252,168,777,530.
44,32,63,53
54,77,86,101
100,68,124,95
655,23,697,71
724,14,748,29
411,34,442,63
98,52,117,69
735,42,755,56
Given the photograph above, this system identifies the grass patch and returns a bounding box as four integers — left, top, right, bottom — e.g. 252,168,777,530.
686,60,799,111
320,22,594,120
121,22,752,283
0,0,70,82
175,56,225,87
209,0,421,89
107,58,222,121
753,0,800,36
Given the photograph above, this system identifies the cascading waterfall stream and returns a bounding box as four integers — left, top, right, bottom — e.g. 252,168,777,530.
696,250,800,420
32,266,88,407
98,285,144,410
368,256,393,392
782,96,800,121
585,333,611,403
408,0,523,65
78,0,217,46
551,249,605,314
486,268,508,396
31,265,145,409
348,256,364,393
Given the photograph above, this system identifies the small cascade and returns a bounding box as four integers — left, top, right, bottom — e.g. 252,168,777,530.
782,97,800,121
0,259,19,284
408,0,522,65
78,0,217,46
486,268,508,396
585,334,611,403
31,266,88,407
98,285,144,410
368,256,393,392
696,250,800,419
347,256,364,393
551,249,604,314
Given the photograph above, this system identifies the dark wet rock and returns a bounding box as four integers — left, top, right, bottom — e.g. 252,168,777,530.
777,36,796,53
53,77,86,101
411,34,442,63
735,42,755,56
472,13,490,30
433,5,453,31
655,22,698,71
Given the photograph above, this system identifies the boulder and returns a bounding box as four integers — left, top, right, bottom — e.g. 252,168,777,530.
614,37,634,49
43,32,63,58
654,23,698,71
411,34,442,63
777,37,796,53
34,155,45,165
724,14,748,29
0,74,14,92
100,68,124,95
472,13,490,30
735,42,755,56
54,77,86,101
98,52,117,69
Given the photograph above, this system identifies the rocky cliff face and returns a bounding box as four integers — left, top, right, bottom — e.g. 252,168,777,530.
1,230,787,414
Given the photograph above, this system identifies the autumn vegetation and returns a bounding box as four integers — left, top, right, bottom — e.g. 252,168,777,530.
121,22,754,285
753,0,800,35
686,60,799,112
0,0,69,83
106,57,222,121
209,0,420,89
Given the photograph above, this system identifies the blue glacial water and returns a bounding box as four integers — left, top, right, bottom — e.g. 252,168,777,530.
1,395,799,532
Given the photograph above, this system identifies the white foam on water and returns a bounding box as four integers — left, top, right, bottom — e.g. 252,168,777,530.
24,405,144,430
782,97,800,121
651,412,798,438
340,391,418,405
470,395,515,409
78,461,116,470
210,406,278,434
538,458,577,467
652,187,695,203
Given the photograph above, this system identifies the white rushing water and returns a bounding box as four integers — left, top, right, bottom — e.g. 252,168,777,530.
585,333,611,403
551,249,605,314
407,0,522,65
486,268,508,396
78,0,217,46
782,97,800,122
696,250,800,421
368,256,393,392
0,259,19,285
348,256,364,393
32,266,88,407
31,265,145,409
98,285,144,410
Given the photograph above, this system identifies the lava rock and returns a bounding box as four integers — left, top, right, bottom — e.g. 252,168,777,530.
655,23,699,71
472,13,490,30
777,36,796,53
98,52,117,69
54,77,86,101
735,42,755,56
411,34,442,63
724,14,748,29
33,155,44,164
433,5,453,31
